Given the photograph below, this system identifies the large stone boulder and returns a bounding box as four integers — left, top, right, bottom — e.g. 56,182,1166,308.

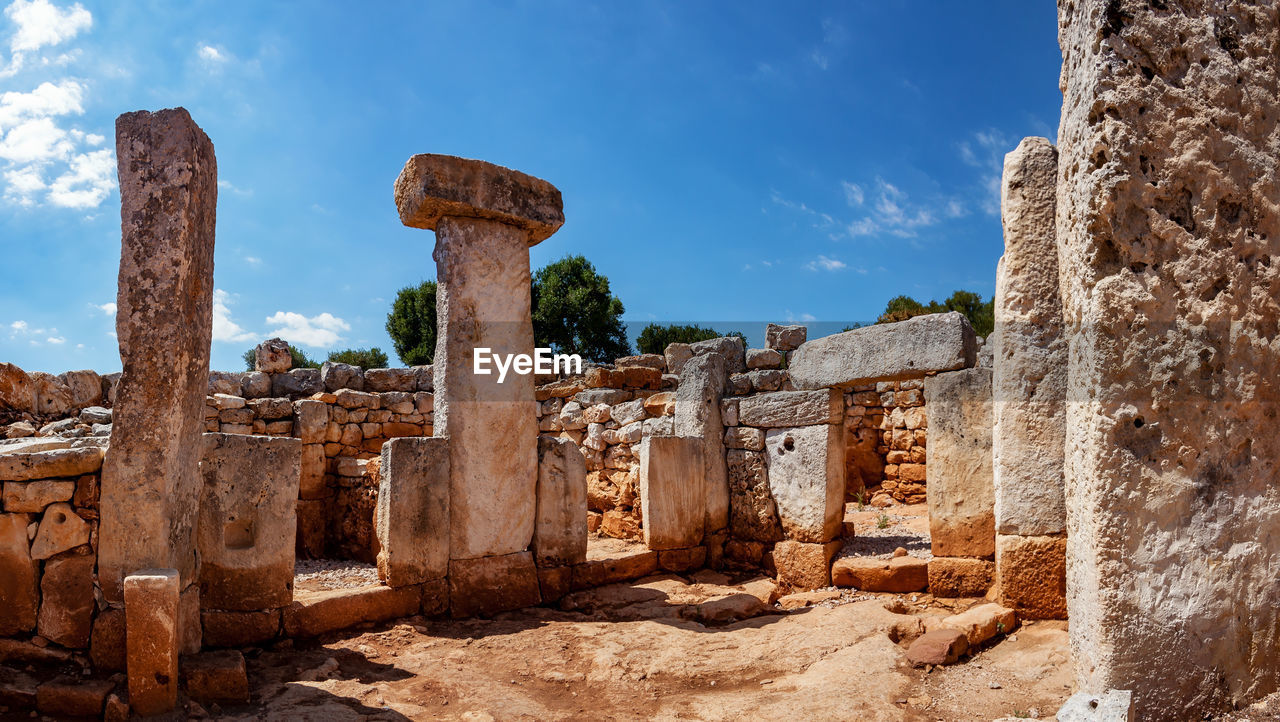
788,312,977,389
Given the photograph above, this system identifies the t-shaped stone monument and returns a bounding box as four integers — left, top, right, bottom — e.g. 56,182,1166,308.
394,154,564,560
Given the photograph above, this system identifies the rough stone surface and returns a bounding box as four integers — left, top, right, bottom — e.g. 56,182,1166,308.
996,534,1066,621
35,676,115,718
993,136,1066,537
197,433,301,610
927,557,994,599
534,437,587,566
37,553,95,648
395,154,564,243
200,608,280,647
764,425,843,543
376,437,450,586
90,607,126,671
664,343,693,377
726,449,783,542
639,436,705,550
906,628,968,667
0,362,33,411
431,216,538,560
0,446,103,482
772,539,841,590
2,479,75,512
738,389,842,428
832,556,929,593
321,361,363,391
789,312,977,389
124,569,181,716
925,369,994,558
100,108,216,603
940,603,1017,647
448,551,541,618
283,585,422,638
765,323,807,351
674,353,728,535
254,338,291,373
0,512,37,635
689,336,746,375
30,502,89,559
1057,2,1280,716
184,650,249,704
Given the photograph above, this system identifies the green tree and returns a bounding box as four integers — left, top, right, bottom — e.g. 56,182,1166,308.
874,290,994,337
636,323,724,355
241,343,320,371
386,280,438,366
327,347,389,369
531,255,631,362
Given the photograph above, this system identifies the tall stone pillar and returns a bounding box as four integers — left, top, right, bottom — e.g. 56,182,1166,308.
1058,3,1280,717
99,108,216,602
394,154,563,560
674,353,729,543
992,137,1067,620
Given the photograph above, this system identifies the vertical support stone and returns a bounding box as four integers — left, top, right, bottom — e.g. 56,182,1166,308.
0,512,38,635
395,154,563,561
99,108,216,603
924,368,994,558
196,433,301,610
376,437,450,586
763,424,844,543
674,353,728,538
124,569,180,716
533,437,587,566
639,436,705,550
992,136,1067,620
1058,2,1280,716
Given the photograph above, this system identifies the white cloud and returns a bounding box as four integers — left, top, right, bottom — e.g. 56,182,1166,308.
806,255,847,272
264,310,349,348
46,335,63,344
198,44,226,63
958,129,1012,216
10,319,27,331
47,146,111,207
243,255,262,267
845,177,939,238
842,181,864,206
2,0,91,76
217,178,252,197
212,289,257,343
784,310,817,323
95,301,114,315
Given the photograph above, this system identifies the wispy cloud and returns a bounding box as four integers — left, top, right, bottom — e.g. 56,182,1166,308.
0,1,114,210
197,44,227,64
212,289,257,343
844,177,940,238
785,310,817,323
8,318,63,345
217,178,252,197
93,301,114,315
958,129,1012,216
806,255,847,272
770,189,835,229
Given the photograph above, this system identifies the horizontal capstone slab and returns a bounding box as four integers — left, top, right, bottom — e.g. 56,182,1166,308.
788,312,977,389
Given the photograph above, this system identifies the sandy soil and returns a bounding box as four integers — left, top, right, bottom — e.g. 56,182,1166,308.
210,570,1073,722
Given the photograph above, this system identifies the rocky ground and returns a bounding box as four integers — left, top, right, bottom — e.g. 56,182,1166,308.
201,569,1073,721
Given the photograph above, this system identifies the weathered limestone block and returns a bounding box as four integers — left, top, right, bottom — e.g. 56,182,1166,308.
993,136,1066,537
764,425,843,543
284,584,425,637
321,361,363,392
395,154,564,242
765,323,807,351
831,555,929,592
925,369,994,558
0,446,103,482
100,108,216,603
58,369,102,409
674,353,728,535
31,502,90,559
448,551,541,618
639,436,705,550
772,539,841,590
927,557,994,598
254,338,291,373
664,342,693,377
690,336,746,375
738,389,842,428
0,512,38,635
1058,3,1280,715
996,534,1066,620
90,607,126,671
124,569,180,716
534,437,587,566
2,479,75,512
184,649,249,704
0,362,33,411
37,553,95,648
29,372,74,417
376,437,450,586
295,399,328,445
272,368,321,397
365,367,417,392
197,433,301,610
726,449,782,542
789,312,977,389
200,608,280,647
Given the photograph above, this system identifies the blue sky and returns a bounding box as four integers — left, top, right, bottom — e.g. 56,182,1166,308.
0,1,1062,373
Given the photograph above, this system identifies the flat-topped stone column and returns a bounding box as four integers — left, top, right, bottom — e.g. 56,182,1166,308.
99,108,216,602
992,137,1067,620
395,154,563,560
1059,2,1280,717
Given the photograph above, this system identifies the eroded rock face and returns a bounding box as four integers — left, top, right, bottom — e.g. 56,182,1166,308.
1058,2,1280,716
993,137,1066,538
534,437,587,566
376,437,450,586
639,436,705,550
764,425,844,543
925,369,994,559
674,353,728,536
99,108,216,602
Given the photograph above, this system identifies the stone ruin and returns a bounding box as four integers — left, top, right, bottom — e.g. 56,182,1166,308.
0,2,1278,718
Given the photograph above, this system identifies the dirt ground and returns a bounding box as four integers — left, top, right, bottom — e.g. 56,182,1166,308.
214,569,1073,722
